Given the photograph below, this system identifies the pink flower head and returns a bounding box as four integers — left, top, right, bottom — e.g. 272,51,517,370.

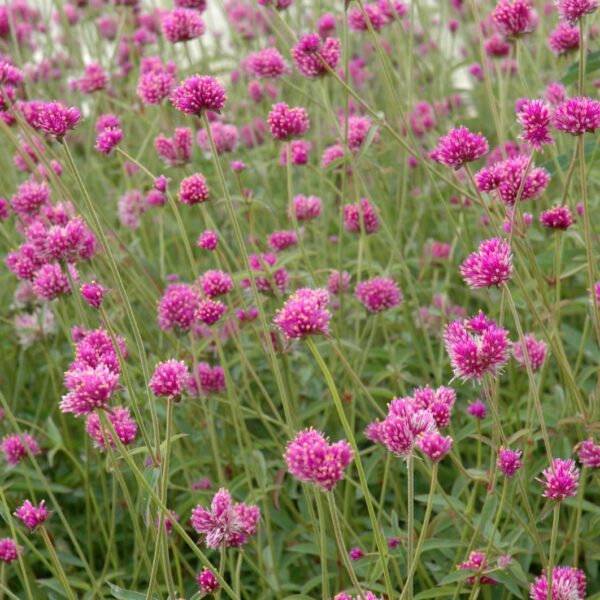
318,13,337,37
548,22,580,54
444,312,511,381
433,126,488,169
197,230,218,250
33,101,81,138
377,396,438,458
76,63,108,94
154,510,179,535
0,539,22,563
327,271,350,295
162,8,204,43
458,550,496,584
10,180,51,217
179,173,209,204
347,115,379,151
545,82,567,107
267,103,310,140
137,57,177,105
553,97,600,135
577,438,600,468
197,122,238,155
61,364,119,416
497,447,523,477
492,0,535,36
197,568,220,594
149,359,189,398
158,283,200,332
195,298,226,325
343,198,380,234
291,33,341,78
14,499,50,531
280,139,311,165
349,547,365,560
412,385,456,428
154,128,193,166
170,75,226,115
200,270,234,298
85,406,137,450
355,277,402,313
540,205,574,230
517,99,553,149
1,433,40,465
191,488,260,548
188,362,226,397
268,230,298,252
512,333,547,370
467,400,487,420
246,47,288,79
290,194,322,221
348,3,387,31
80,281,106,309
539,458,579,500
95,127,122,154
32,263,78,301
417,431,453,462
274,288,331,339
460,237,513,288
556,0,598,24
529,565,586,599
244,253,288,294
284,428,353,491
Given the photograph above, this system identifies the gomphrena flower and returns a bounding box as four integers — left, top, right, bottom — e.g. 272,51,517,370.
162,8,205,43
355,277,402,313
343,198,380,234
191,488,260,548
14,499,49,531
1,432,41,465
268,230,298,252
291,33,341,78
458,551,496,585
197,121,238,155
179,173,210,204
349,547,365,561
197,568,220,594
170,75,227,115
289,194,322,221
327,271,350,295
32,262,77,301
540,205,574,230
80,281,106,309
444,312,511,381
412,385,456,428
517,99,553,150
491,0,535,37
149,359,189,398
246,47,288,79
552,97,600,135
197,230,218,250
529,565,586,600
85,406,138,450
512,333,547,371
158,283,200,332
199,270,234,298
497,448,523,478
188,362,226,397
467,400,487,420
274,288,331,339
196,298,227,325
417,431,453,462
95,127,122,155
280,139,311,165
334,593,381,600
267,103,310,140
548,22,580,55
33,101,81,138
432,126,488,170
474,155,550,206
576,438,600,468
284,428,353,491
60,364,119,416
0,538,22,564
136,56,177,105
539,458,580,500
376,396,437,458
460,238,513,288
555,0,598,24
154,128,193,166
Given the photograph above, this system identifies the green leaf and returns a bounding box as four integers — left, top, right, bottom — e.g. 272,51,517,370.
107,582,157,600
562,49,600,85
414,586,469,599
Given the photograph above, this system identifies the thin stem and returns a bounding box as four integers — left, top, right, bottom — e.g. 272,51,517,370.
39,527,77,600
572,468,586,566
406,454,414,600
326,491,366,600
547,504,560,600
400,463,438,600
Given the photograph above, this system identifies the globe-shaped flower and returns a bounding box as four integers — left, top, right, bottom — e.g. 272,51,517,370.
355,277,402,313
179,173,209,204
539,458,580,501
576,438,600,468
291,33,341,78
170,75,226,115
197,568,220,594
497,448,523,478
512,334,547,371
14,499,50,531
85,406,138,450
540,205,574,230
553,97,600,135
517,99,552,150
33,101,81,138
460,238,513,288
492,0,535,37
149,359,189,398
0,538,22,564
444,312,511,381
556,0,598,24
417,431,453,462
529,565,586,600
284,428,353,491
274,288,331,339
432,127,488,170
267,103,310,140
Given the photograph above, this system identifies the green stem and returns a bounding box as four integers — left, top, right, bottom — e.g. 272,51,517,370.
39,527,77,600
547,504,560,600
406,454,414,600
